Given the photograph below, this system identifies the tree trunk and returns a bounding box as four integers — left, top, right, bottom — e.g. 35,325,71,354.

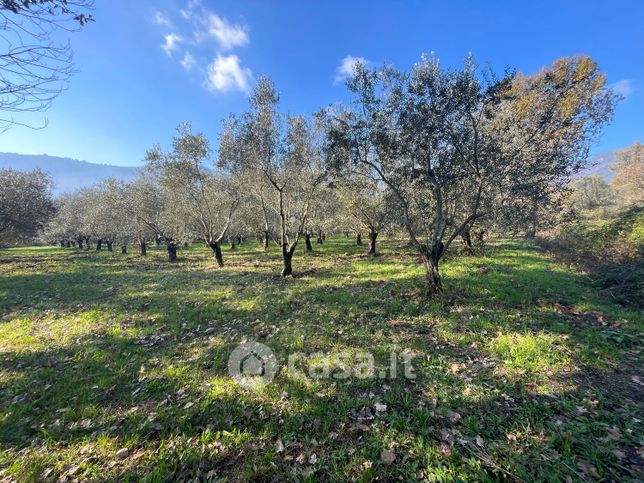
121,244,127,254
229,237,236,250
345,231,349,238
85,238,91,250
474,229,486,245
140,241,147,256
76,237,84,249
106,240,113,252
281,243,295,277
461,227,473,254
96,239,102,251
156,235,162,246
368,230,378,255
262,231,269,250
305,234,313,252
356,233,363,245
209,241,224,267
420,244,444,297
316,229,323,244
167,242,177,262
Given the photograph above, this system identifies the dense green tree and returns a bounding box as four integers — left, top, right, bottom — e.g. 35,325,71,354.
324,55,616,296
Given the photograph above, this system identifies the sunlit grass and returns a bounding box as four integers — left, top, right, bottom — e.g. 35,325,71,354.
0,237,641,481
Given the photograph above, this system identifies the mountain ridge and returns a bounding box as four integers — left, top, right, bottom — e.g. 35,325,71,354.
0,148,623,196
0,152,140,194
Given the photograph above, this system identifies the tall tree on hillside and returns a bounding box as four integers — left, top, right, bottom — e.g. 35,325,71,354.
0,168,54,246
324,55,616,296
611,141,643,206
0,0,94,132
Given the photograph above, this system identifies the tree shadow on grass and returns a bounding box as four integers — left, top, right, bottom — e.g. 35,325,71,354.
0,240,642,480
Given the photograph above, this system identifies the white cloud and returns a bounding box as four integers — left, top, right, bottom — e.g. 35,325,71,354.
181,52,196,71
609,79,637,98
152,1,253,95
335,55,370,84
152,11,172,28
180,0,201,20
205,54,252,93
162,33,182,56
202,14,249,51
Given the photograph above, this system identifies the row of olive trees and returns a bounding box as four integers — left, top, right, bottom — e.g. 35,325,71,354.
46,54,617,295
44,118,383,274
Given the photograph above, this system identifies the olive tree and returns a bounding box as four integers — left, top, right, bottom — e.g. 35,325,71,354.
219,77,324,276
121,174,163,256
0,168,54,246
335,176,390,255
324,55,616,296
146,123,239,265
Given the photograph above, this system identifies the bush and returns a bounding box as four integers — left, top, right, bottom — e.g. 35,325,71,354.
539,205,644,308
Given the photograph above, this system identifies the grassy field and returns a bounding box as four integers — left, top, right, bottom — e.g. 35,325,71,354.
0,238,642,481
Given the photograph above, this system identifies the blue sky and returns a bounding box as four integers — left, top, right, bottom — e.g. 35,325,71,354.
1,0,642,167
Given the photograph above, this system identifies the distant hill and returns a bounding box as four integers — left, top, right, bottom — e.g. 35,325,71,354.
0,148,622,195
0,153,140,195
579,150,617,180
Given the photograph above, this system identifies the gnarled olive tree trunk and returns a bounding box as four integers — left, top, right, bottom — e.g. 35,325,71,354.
281,243,296,276
368,230,378,255
419,242,444,297
461,227,474,254
304,233,313,252
209,241,224,267
167,241,177,262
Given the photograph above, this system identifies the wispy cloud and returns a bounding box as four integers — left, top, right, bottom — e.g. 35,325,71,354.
181,52,195,71
335,55,370,84
180,0,201,20
196,14,249,51
152,11,172,29
609,79,637,98
205,54,252,93
152,1,253,95
162,33,182,56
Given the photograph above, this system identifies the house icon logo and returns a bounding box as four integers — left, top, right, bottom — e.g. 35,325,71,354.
228,342,277,387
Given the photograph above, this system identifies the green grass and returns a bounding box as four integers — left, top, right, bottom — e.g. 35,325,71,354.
0,238,642,481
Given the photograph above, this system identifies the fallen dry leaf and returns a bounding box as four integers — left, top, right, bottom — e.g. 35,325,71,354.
275,439,285,453
116,447,130,460
381,449,396,465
